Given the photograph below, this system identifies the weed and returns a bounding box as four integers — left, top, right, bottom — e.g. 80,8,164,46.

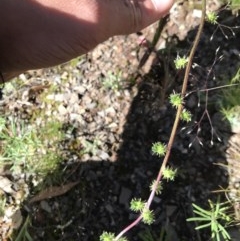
221,106,240,127
100,1,207,239
102,71,123,92
219,67,240,131
228,0,240,11
81,138,102,156
14,216,33,241
0,116,64,176
0,117,41,173
220,85,240,110
187,198,233,241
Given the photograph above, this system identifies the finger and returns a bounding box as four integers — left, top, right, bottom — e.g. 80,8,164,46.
104,0,174,35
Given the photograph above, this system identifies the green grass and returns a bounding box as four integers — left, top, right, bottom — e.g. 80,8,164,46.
102,71,123,91
229,0,240,10
187,198,233,241
220,0,240,11
14,216,33,241
0,117,41,173
0,116,64,176
0,115,65,240
0,194,6,217
219,67,240,130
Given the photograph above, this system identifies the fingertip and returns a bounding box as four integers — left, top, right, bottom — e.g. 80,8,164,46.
140,0,174,30
152,0,174,15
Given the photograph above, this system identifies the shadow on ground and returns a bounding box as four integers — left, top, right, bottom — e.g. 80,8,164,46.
16,10,240,241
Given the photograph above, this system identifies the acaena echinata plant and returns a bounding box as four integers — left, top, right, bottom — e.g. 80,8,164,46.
99,0,207,240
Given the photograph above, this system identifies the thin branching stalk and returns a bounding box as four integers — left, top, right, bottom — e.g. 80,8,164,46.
114,0,207,240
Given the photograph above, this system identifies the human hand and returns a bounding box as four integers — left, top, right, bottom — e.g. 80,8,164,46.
0,0,173,81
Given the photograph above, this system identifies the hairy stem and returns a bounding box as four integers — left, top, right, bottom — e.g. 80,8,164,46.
114,0,206,240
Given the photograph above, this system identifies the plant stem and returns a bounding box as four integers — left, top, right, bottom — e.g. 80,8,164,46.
148,0,206,208
114,0,206,240
138,16,168,69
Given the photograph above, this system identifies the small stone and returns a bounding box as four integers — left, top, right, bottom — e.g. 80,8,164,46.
0,176,15,194
11,210,23,230
105,204,114,213
186,95,197,109
68,93,79,105
153,196,162,204
119,186,132,206
58,104,68,115
74,86,86,95
48,93,64,102
166,205,177,217
40,200,52,213
97,150,110,160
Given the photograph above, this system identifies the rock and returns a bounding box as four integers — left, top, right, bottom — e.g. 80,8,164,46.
58,104,68,115
0,176,15,194
40,201,52,213
119,187,132,207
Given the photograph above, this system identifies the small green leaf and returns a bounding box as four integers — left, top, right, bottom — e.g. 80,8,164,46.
192,209,211,218
219,224,231,239
195,222,212,230
187,217,211,222
192,203,212,216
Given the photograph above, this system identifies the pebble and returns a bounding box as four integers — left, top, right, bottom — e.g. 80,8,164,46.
40,201,52,213
58,104,68,115
166,205,177,217
74,86,86,95
119,187,132,207
0,176,15,194
105,204,114,213
97,150,110,160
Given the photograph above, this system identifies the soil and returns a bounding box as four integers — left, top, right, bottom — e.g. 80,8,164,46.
0,2,240,241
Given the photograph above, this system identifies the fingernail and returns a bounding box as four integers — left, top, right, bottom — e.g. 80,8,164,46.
152,0,174,13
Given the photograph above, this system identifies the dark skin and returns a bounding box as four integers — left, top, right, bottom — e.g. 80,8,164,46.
0,0,173,81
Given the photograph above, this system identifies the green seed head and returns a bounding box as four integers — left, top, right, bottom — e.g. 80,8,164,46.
206,12,218,24
181,109,192,122
174,55,188,69
152,142,167,157
169,93,183,108
162,167,177,181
